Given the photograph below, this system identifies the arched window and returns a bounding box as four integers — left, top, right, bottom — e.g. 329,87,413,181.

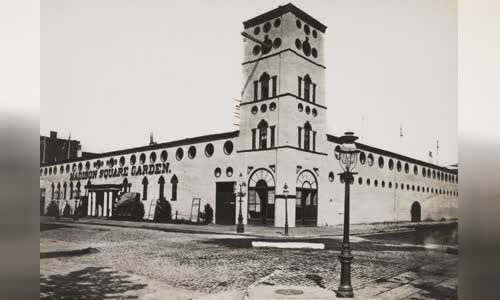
76,181,81,199
122,178,129,193
171,175,178,201
158,176,165,200
304,122,312,151
56,183,61,199
69,182,73,199
63,182,67,199
260,73,270,99
51,183,55,200
304,75,311,101
258,120,268,149
142,177,149,200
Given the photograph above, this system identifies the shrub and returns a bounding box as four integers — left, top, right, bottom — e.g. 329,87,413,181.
62,203,71,217
131,201,145,221
46,200,59,217
154,198,172,223
202,204,213,224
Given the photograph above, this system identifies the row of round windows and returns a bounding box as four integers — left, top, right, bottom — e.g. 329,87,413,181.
353,150,457,183
298,103,318,117
327,171,457,196
41,140,235,176
252,102,276,114
252,18,319,39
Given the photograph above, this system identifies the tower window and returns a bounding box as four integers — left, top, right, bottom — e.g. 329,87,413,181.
260,73,270,99
253,81,258,101
298,127,302,148
258,120,268,149
312,83,317,102
298,77,302,98
313,131,317,152
251,129,256,150
304,75,311,101
158,176,165,200
272,76,277,96
304,122,312,151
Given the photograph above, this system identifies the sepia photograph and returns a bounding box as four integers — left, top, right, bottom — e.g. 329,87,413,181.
39,1,458,299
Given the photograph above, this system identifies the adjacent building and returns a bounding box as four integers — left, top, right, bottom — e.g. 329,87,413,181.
40,3,458,227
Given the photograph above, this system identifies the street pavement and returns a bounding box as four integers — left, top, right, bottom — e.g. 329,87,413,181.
40,218,458,299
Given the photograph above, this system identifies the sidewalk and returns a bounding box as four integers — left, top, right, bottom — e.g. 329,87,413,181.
40,216,456,239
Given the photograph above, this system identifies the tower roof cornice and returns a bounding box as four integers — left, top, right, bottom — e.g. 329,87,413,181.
243,3,327,33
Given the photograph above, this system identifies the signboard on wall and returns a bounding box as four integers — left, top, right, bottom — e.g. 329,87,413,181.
190,198,201,223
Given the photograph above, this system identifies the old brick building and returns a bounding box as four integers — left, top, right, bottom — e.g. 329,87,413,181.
40,4,458,227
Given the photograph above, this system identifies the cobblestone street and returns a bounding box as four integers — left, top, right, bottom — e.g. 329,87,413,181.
40,220,458,299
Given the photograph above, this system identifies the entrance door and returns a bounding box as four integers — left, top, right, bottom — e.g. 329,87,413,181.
411,201,421,222
215,182,236,225
40,189,46,215
296,188,318,225
248,180,275,224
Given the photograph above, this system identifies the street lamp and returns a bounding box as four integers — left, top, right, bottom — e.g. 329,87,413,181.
335,132,359,298
236,173,247,233
283,183,289,236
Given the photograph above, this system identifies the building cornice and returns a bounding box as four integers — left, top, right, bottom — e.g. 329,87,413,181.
240,93,327,110
242,48,326,69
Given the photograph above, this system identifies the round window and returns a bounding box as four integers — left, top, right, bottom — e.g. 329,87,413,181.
140,153,146,164
367,154,374,166
388,159,394,170
367,178,371,186
422,167,426,177
407,184,410,190
72,163,76,172
188,146,197,159
261,104,267,113
404,163,409,174
253,26,260,35
298,103,304,112
328,172,334,182
334,145,341,160
253,45,261,56
119,156,125,166
49,168,52,175
161,150,168,162
382,181,385,188
273,38,282,49
78,162,83,171
53,166,57,175
303,39,311,56
251,106,258,114
312,29,318,38
214,167,221,178
130,155,136,165
312,108,317,117
374,180,378,187
295,39,302,50
150,152,157,163
358,177,363,185
378,156,384,168
60,165,64,173
304,24,310,35
66,165,70,173
305,106,310,115
389,182,392,189
269,102,276,111
226,167,234,177
312,48,318,58
412,185,415,191
176,148,184,160
205,143,214,157
223,141,234,155
397,161,402,172
274,18,281,27
263,22,271,33
359,152,366,164
296,19,302,28
414,165,418,175
85,161,90,170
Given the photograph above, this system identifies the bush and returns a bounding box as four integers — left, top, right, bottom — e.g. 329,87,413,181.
202,204,213,224
154,198,172,223
62,203,71,217
46,200,59,217
131,201,145,221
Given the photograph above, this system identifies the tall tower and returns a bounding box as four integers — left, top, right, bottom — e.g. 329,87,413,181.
238,4,328,227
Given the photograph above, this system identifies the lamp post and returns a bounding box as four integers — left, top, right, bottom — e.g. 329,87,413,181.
236,173,246,233
283,183,289,236
335,132,360,298
73,198,79,221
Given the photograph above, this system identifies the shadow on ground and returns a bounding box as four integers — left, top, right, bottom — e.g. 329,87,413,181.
40,266,147,299
40,223,74,232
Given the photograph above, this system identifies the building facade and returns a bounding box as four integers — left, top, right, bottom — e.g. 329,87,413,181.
39,4,458,226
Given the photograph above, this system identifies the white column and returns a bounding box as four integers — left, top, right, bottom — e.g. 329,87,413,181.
103,192,108,217
108,192,113,217
91,192,96,216
87,191,92,216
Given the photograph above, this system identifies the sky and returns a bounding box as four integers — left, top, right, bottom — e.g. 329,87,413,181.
41,0,457,166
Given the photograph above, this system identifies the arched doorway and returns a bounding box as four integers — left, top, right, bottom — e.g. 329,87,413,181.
248,169,275,224
296,170,318,225
411,201,421,222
